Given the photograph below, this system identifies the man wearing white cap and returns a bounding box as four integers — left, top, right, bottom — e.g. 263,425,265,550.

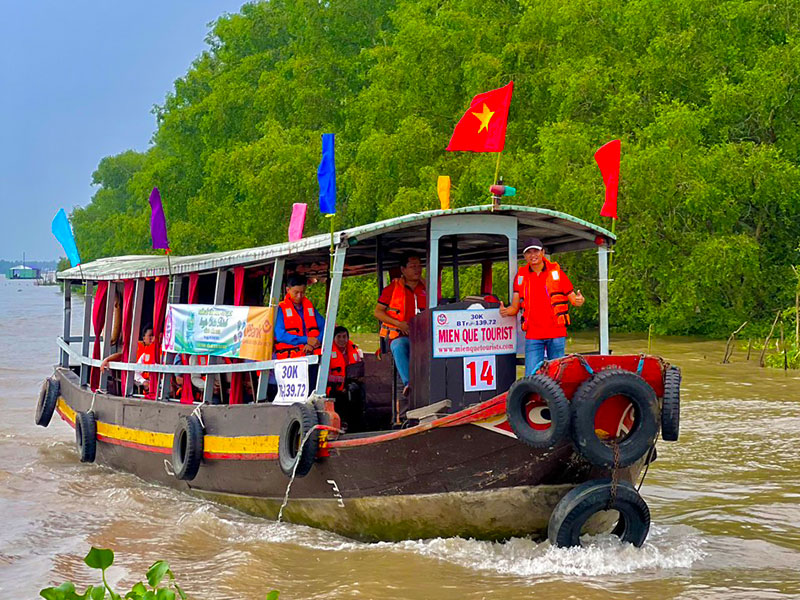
500,238,585,374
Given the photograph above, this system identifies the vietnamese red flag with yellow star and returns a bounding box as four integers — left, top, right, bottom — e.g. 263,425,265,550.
446,81,514,152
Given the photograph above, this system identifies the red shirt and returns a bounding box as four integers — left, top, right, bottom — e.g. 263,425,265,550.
513,262,572,340
377,279,427,324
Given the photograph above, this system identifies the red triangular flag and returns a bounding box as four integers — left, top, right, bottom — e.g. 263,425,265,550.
446,82,514,152
594,140,620,219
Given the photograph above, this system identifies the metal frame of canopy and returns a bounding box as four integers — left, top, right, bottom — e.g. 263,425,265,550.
57,205,615,402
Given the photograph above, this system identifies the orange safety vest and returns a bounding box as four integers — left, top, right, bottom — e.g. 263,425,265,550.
136,342,156,380
379,279,424,340
517,260,572,329
275,294,322,359
328,341,362,391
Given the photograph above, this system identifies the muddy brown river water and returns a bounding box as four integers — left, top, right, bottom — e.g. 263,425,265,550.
1,281,799,598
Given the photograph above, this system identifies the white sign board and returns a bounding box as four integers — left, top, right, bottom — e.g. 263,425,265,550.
433,308,517,358
463,355,497,392
273,358,310,405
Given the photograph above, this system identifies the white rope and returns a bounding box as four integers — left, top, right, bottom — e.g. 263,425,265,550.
277,423,342,522
163,459,175,477
190,403,205,430
89,392,97,414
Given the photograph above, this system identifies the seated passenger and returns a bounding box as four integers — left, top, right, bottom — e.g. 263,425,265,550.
100,325,155,396
374,253,426,396
133,325,156,389
327,325,365,430
274,273,326,359
327,325,363,393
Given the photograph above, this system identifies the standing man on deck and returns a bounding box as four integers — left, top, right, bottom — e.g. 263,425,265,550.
374,253,426,396
500,238,585,374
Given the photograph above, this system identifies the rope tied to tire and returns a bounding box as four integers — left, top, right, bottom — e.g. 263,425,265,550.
278,423,343,522
608,441,620,509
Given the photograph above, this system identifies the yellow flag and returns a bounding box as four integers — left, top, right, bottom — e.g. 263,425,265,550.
438,176,451,210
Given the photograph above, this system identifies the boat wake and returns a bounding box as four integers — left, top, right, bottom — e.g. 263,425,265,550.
176,502,706,578
389,525,707,577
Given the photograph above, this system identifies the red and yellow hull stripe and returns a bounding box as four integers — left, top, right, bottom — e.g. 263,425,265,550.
56,398,279,460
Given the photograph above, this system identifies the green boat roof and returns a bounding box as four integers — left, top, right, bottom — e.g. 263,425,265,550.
59,204,615,281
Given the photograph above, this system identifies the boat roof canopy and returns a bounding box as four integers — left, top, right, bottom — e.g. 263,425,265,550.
59,204,615,281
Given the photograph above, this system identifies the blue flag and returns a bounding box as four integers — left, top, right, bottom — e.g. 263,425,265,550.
317,133,336,215
51,209,81,267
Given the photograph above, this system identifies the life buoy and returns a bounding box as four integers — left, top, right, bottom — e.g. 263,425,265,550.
35,377,60,427
278,403,319,477
75,411,97,463
661,366,681,441
570,369,658,467
505,375,570,449
172,415,204,481
548,478,650,547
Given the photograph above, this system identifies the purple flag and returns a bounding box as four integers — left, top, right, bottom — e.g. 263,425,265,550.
149,187,169,250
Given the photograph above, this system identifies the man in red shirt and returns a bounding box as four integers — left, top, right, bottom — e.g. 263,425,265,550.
500,238,584,374
374,253,426,395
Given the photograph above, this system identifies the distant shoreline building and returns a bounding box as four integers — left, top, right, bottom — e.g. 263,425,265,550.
7,265,41,279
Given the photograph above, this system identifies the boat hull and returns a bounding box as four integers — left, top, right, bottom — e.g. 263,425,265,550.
53,367,641,542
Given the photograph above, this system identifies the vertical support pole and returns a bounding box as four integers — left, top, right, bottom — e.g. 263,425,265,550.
451,235,460,300
315,245,346,397
427,233,439,309
203,269,228,403
598,245,610,355
160,276,185,400
80,281,94,386
100,284,116,392
61,281,72,367
507,235,517,303
257,259,284,402
124,279,146,397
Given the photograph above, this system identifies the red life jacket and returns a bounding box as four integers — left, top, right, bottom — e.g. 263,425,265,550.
275,294,322,359
328,341,362,392
136,342,156,380
379,279,425,340
517,260,572,329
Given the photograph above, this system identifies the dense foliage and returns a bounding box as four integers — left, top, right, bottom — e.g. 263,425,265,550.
69,0,800,336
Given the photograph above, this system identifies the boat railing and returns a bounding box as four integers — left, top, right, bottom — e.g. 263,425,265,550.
56,336,318,402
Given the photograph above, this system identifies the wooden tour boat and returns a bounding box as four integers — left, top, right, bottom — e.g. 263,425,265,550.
37,204,681,546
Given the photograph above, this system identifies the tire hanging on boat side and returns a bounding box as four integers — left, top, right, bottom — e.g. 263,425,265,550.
570,368,658,467
172,415,204,481
35,376,60,427
548,478,650,548
75,411,97,463
505,374,570,449
279,403,319,477
661,365,681,441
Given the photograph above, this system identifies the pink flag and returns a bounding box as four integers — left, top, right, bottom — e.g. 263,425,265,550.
594,140,621,219
288,203,307,242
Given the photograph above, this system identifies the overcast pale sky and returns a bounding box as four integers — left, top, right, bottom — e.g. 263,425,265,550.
0,1,246,261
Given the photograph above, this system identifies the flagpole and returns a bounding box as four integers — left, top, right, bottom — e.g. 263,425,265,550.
491,152,503,211
608,218,616,275
327,213,335,276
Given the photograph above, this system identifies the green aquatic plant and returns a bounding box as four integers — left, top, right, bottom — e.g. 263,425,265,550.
40,547,280,600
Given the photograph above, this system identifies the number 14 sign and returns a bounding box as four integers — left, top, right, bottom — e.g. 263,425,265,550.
463,355,496,392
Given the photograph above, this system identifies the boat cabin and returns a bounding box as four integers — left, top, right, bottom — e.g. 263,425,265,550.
57,204,614,433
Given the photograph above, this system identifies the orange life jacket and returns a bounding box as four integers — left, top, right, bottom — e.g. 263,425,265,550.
328,341,362,391
275,294,322,359
379,279,424,340
517,260,572,328
136,342,156,380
